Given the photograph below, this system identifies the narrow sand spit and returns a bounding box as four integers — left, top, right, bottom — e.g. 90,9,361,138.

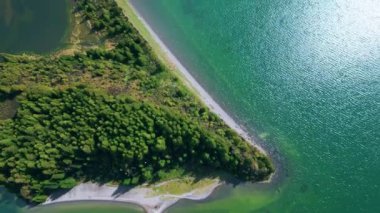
44,181,221,213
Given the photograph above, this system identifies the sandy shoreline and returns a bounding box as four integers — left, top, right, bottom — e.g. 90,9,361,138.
42,1,273,212
44,181,221,213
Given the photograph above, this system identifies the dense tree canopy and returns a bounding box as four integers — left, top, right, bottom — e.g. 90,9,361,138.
0,0,273,203
0,86,271,203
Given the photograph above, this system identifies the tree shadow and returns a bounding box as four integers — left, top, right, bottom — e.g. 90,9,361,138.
111,185,133,198
47,189,71,201
0,90,20,120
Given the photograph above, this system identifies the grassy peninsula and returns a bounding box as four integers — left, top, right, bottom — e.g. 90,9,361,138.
0,0,273,204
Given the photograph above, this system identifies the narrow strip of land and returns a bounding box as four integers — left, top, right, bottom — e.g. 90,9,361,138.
42,1,272,212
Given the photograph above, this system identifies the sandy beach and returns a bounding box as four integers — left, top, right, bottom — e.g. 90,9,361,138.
44,180,221,213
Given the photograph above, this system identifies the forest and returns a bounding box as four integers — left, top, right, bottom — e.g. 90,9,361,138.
0,0,273,203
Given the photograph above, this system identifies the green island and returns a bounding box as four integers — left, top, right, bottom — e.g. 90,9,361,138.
0,0,273,204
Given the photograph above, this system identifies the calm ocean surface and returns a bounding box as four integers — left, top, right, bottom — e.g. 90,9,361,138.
131,0,380,212
1,0,379,212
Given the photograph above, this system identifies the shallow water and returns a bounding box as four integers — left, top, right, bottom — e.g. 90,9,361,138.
131,0,380,212
28,202,143,213
0,0,69,54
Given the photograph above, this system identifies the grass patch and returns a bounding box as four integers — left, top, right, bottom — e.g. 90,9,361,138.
55,7,104,57
152,177,219,196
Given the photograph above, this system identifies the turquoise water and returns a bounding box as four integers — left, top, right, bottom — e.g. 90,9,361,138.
130,0,380,212
0,187,25,213
0,0,70,54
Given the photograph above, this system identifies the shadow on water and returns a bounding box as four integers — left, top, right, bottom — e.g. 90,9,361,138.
0,187,27,213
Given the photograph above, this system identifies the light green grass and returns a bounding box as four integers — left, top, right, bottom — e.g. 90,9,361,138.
152,177,219,195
